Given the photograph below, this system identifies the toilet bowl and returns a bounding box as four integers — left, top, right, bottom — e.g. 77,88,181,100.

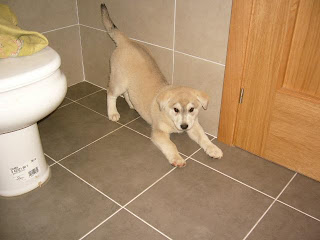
0,46,67,197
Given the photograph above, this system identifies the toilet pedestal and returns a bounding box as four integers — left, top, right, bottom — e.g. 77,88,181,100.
0,124,51,197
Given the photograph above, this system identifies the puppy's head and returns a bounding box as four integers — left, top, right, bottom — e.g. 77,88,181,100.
156,87,209,131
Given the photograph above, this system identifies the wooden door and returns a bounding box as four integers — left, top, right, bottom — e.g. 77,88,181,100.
218,0,320,181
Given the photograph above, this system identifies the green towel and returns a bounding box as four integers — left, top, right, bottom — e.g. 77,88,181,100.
0,4,48,58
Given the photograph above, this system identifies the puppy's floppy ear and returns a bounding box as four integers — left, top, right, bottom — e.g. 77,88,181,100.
156,89,171,111
193,90,209,110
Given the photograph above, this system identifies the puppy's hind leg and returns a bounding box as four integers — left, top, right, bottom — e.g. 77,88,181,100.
107,88,121,121
124,91,134,109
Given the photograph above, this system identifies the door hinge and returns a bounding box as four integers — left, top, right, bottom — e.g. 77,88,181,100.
239,88,244,104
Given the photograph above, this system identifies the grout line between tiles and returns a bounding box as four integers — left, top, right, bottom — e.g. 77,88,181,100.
73,101,121,122
123,167,177,208
46,152,172,240
41,23,79,34
75,0,80,24
79,24,107,33
58,101,75,110
45,153,58,167
242,172,297,240
78,208,124,240
66,81,84,88
190,157,275,200
83,80,108,91
123,125,151,139
49,162,57,167
207,133,217,140
130,37,173,52
65,96,73,100
78,30,86,81
56,124,124,163
123,208,173,240
56,161,122,208
75,0,86,82
74,89,104,102
277,200,320,222
122,147,201,209
171,0,177,84
175,50,225,66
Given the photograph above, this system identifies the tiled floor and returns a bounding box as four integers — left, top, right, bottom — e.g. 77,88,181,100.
1,82,320,240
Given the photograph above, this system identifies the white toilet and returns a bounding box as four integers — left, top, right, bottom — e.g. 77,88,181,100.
0,46,67,197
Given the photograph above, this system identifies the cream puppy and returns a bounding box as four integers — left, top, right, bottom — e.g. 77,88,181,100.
101,4,223,167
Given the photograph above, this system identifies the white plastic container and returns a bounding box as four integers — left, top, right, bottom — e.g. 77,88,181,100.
0,47,67,197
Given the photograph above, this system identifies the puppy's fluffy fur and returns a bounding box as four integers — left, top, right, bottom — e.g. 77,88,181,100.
101,4,223,167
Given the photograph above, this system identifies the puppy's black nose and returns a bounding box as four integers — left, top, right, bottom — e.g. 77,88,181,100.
181,124,188,130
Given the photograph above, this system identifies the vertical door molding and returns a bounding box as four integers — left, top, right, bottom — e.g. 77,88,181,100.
218,0,254,145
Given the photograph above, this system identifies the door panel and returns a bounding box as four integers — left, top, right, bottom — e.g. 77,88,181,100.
264,90,320,180
283,0,320,97
220,0,320,181
234,0,299,154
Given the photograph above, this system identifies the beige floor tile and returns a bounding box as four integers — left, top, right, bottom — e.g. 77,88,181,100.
38,103,120,160
127,160,273,240
85,209,167,240
61,127,174,205
247,202,320,240
0,164,119,240
66,82,101,101
279,174,320,219
192,139,295,197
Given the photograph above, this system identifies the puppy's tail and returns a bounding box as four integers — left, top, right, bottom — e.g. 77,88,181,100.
100,3,128,46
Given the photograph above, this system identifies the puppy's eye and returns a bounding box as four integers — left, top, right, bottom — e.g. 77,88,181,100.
174,108,179,113
189,108,194,113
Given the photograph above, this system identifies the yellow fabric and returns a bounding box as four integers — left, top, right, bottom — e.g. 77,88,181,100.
0,4,48,58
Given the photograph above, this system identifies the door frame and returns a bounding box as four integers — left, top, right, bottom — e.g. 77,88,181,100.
218,0,254,145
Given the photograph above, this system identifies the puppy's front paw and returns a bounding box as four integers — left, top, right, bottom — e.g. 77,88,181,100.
108,113,120,122
206,144,223,159
169,155,186,168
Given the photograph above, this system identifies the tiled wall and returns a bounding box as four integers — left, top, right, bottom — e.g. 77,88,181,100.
78,0,232,136
1,0,84,86
2,0,232,136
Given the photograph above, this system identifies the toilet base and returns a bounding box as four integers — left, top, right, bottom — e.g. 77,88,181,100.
0,124,51,197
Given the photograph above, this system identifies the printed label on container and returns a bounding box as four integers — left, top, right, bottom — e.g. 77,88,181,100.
10,158,40,182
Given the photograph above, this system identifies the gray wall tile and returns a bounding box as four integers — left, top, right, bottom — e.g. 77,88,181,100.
80,25,115,89
78,0,175,48
44,26,84,86
175,0,232,64
2,0,78,32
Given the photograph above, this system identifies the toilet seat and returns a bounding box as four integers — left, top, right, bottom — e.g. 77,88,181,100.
0,47,61,92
